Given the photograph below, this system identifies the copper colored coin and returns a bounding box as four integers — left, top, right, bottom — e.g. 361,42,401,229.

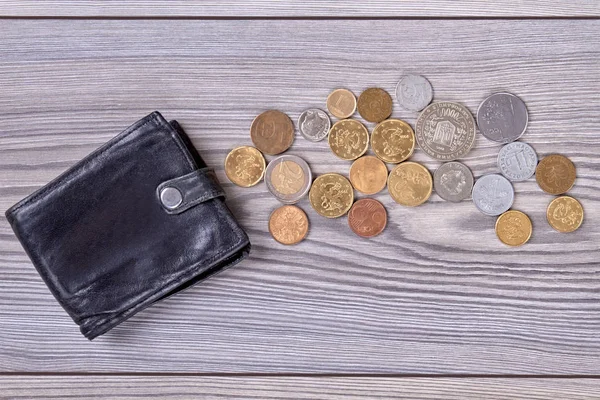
327,88,357,119
535,154,576,195
348,198,387,238
357,88,393,123
268,205,309,245
250,110,295,155
349,155,388,195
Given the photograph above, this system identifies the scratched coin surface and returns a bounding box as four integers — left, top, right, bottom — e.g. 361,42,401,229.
433,161,474,202
547,196,584,233
495,210,533,246
371,119,415,163
349,155,388,195
328,119,369,160
395,75,433,112
472,174,515,216
498,141,538,181
387,162,432,207
415,102,476,161
250,110,295,155
327,88,357,119
224,146,266,187
298,108,331,142
357,87,393,123
477,92,528,143
348,198,387,238
268,205,309,245
535,154,576,195
265,155,312,204
309,173,354,218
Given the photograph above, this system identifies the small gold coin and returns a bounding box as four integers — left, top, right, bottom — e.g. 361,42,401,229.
309,173,354,218
224,146,266,187
328,119,369,160
495,210,533,246
546,195,584,233
250,110,295,155
268,205,309,245
357,87,393,123
535,154,576,195
371,119,415,163
349,155,388,195
387,162,432,207
327,88,357,119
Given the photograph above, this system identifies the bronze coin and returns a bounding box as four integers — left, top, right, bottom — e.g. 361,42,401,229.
546,195,584,233
268,205,309,245
535,154,576,195
327,88,357,119
495,210,533,246
357,88,393,123
328,119,369,160
309,173,354,218
371,119,415,163
224,146,266,187
387,161,433,207
250,110,295,155
348,198,387,238
349,155,388,195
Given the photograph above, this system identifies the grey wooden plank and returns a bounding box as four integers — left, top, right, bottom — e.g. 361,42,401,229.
0,19,599,374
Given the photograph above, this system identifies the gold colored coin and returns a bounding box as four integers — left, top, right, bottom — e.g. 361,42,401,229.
309,173,354,218
495,210,533,246
357,87,393,123
328,119,369,160
371,119,415,163
535,154,576,195
250,110,295,155
387,161,432,207
270,160,305,195
224,146,266,187
327,88,357,119
349,155,388,195
546,195,584,233
268,205,309,245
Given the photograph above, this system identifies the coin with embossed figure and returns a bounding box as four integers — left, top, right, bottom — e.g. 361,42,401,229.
348,198,387,238
327,88,357,119
357,88,393,123
298,108,331,142
472,174,514,216
371,119,415,164
349,155,388,195
547,196,584,233
328,119,369,160
415,102,476,161
250,110,295,155
309,173,354,218
498,141,538,182
433,161,474,202
387,162,432,207
477,92,528,143
395,75,433,112
535,154,576,195
265,155,312,204
495,210,532,246
224,146,266,187
268,205,309,245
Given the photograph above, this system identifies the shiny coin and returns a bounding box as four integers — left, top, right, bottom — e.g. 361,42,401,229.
546,196,584,233
348,198,387,238
265,155,312,204
371,119,415,164
357,88,393,123
250,110,295,155
328,119,369,160
477,92,528,143
298,108,331,142
495,210,533,246
415,102,476,161
327,88,357,119
387,162,432,207
535,154,576,195
349,155,388,195
498,141,538,181
433,161,474,202
268,205,309,245
224,146,266,187
309,173,354,218
395,75,433,112
472,174,514,216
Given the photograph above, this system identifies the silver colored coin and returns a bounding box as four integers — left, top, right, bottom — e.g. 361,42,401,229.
265,154,312,204
472,173,514,216
395,75,433,112
477,92,528,143
497,141,538,181
298,108,331,142
415,102,476,161
433,161,474,202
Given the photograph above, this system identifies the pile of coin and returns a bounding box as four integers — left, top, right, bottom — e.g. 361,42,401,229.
225,75,583,246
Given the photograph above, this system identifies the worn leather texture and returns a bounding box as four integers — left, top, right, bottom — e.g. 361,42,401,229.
5,112,251,340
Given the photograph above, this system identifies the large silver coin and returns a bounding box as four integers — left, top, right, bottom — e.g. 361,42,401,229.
298,108,331,142
472,174,514,216
497,141,538,181
395,75,433,112
265,155,312,204
477,92,528,143
415,102,476,161
433,161,474,202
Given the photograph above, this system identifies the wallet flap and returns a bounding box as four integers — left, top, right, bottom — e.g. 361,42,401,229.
157,168,225,214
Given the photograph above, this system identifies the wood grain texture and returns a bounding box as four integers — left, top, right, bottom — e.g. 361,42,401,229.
0,19,599,374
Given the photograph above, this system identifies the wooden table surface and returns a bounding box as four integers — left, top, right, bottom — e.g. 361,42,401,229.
1,2,599,398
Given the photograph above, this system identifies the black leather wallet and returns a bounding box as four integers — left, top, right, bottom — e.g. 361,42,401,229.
5,112,250,340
